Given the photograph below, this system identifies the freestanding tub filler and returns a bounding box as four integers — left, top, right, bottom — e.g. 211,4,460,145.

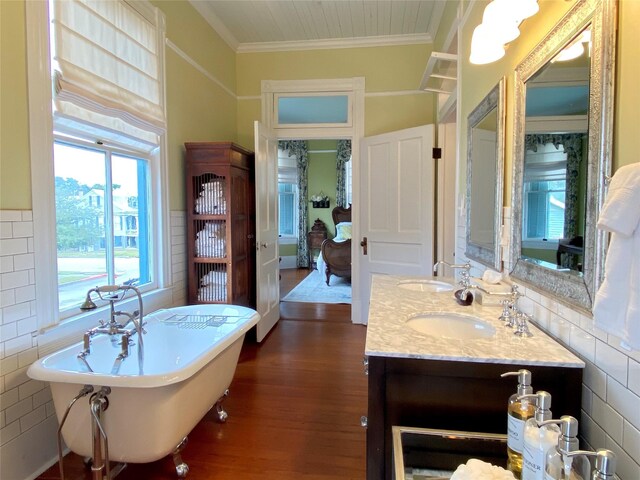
28,304,260,479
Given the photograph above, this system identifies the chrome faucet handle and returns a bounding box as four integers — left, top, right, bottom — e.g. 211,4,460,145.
499,299,515,327
514,312,533,337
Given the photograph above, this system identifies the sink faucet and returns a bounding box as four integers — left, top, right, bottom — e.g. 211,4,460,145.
433,260,471,276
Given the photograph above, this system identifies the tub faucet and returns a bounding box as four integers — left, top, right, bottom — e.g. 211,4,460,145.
79,284,145,352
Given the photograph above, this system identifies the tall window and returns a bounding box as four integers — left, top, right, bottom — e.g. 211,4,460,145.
54,141,151,312
523,143,567,243
524,179,566,240
27,0,168,326
278,183,298,237
345,159,353,206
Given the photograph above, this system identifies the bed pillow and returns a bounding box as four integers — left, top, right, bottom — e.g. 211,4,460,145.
335,222,352,241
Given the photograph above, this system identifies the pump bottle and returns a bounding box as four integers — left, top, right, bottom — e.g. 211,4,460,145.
501,369,535,477
563,450,616,480
519,391,561,480
544,416,590,480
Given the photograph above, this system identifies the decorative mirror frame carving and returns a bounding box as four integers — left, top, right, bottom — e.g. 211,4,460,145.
510,0,617,311
466,78,505,271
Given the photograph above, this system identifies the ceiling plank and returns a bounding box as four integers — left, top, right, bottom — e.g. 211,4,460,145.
349,1,366,38
363,1,378,36
334,1,354,38
377,1,392,36
389,1,405,35
323,2,344,39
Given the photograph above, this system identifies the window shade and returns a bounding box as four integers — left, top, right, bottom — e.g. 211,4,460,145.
51,0,165,142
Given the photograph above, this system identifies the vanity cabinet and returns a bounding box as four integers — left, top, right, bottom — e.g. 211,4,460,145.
184,142,256,307
366,357,582,480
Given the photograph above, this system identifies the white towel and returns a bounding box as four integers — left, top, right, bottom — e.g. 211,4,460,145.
592,162,640,349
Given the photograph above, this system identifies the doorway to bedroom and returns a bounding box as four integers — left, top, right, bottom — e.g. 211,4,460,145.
278,139,353,310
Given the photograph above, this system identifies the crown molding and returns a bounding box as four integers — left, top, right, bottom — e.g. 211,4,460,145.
188,0,239,51
236,33,432,53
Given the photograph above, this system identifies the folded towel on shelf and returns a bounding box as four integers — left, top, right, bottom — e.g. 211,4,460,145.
593,162,640,349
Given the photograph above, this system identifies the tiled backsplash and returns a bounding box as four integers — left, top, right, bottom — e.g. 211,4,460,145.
171,211,187,307
456,209,640,479
0,210,55,456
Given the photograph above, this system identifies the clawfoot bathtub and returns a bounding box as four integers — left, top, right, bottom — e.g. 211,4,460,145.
28,304,259,475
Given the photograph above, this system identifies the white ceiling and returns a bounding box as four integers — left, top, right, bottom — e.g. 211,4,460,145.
189,1,448,52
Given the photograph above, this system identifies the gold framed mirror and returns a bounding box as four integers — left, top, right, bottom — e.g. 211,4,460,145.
510,0,617,310
466,78,505,271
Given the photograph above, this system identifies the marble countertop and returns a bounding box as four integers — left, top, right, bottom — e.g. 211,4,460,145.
365,274,585,368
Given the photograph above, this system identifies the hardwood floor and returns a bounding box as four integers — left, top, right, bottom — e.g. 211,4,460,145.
38,270,366,479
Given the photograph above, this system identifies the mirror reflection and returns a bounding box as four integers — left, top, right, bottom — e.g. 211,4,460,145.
466,79,504,270
470,108,498,248
521,27,590,274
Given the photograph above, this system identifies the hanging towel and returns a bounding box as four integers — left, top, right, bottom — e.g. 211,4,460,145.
592,162,640,349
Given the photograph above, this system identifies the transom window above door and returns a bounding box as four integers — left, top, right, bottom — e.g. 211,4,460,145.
276,94,351,127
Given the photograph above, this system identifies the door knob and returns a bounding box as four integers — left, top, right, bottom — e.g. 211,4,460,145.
360,237,368,255
260,242,268,248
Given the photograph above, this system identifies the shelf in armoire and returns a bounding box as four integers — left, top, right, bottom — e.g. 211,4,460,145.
193,257,228,264
192,214,227,221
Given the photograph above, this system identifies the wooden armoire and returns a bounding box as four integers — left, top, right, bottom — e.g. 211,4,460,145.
184,142,256,308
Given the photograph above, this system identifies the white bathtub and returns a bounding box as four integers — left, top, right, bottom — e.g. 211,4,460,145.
28,304,260,464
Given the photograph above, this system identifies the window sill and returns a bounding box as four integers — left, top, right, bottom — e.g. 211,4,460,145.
37,287,173,357
522,239,559,250
279,236,298,245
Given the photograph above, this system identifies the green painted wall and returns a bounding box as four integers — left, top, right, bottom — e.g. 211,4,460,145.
307,140,339,239
1,1,31,209
280,243,297,257
235,44,435,150
154,0,238,211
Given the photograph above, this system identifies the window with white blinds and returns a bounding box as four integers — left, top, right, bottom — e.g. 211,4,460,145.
50,0,166,151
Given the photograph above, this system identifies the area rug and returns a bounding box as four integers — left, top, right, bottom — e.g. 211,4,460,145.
282,270,352,304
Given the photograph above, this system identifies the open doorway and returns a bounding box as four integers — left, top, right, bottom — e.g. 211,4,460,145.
277,139,353,309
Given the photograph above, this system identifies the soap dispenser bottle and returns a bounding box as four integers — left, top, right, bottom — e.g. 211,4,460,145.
519,391,561,480
558,449,617,480
544,416,590,480
501,369,535,477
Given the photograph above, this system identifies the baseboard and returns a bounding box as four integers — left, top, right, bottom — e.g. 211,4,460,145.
280,255,297,269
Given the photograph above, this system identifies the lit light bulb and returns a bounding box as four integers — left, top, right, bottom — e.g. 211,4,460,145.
469,24,506,65
482,1,520,43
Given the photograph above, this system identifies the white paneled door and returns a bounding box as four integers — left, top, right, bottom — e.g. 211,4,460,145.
254,121,280,342
357,125,436,324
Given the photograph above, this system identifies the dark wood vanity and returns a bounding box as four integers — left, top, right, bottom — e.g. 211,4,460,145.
364,274,585,480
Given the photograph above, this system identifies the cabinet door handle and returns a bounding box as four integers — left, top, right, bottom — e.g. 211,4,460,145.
360,237,368,255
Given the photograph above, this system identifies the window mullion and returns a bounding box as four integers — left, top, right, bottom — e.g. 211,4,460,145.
104,150,116,284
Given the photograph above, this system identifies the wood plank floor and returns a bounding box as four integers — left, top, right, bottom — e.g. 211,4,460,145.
38,270,367,479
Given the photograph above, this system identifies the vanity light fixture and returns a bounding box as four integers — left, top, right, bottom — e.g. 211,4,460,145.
470,0,539,65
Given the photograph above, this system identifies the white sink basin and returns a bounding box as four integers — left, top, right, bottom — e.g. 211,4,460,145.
406,313,496,340
397,279,454,293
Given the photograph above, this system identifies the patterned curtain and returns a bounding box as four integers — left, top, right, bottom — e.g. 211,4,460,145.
279,140,309,267
524,133,584,238
336,140,351,207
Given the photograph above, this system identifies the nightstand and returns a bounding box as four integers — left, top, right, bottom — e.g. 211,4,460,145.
307,219,327,269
